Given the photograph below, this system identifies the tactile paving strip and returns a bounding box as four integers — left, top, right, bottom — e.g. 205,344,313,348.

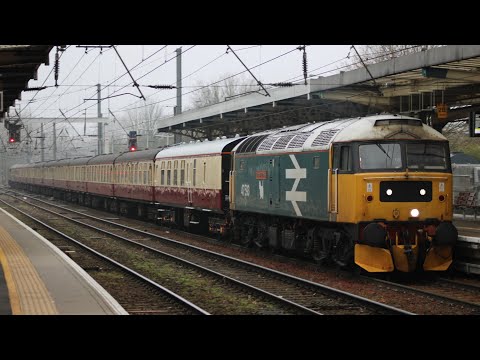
0,227,58,315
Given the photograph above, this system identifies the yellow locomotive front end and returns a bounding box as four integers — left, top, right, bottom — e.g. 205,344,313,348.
330,116,458,273
354,170,456,272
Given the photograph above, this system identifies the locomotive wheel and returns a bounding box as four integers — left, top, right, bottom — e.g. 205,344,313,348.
241,225,254,247
332,233,354,268
312,228,330,264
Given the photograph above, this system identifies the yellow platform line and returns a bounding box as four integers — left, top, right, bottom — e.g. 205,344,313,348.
0,227,58,315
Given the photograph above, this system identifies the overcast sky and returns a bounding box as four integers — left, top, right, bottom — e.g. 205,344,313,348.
6,45,355,158
15,45,352,119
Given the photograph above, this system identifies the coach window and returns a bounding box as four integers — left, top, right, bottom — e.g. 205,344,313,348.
180,160,185,186
174,160,178,186
193,159,197,187
148,164,152,185
161,162,165,185
167,161,171,186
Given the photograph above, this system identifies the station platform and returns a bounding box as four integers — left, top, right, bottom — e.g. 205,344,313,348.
0,208,127,315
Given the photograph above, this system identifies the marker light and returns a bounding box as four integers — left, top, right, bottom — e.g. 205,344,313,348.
420,189,426,196
410,209,420,217
386,189,393,196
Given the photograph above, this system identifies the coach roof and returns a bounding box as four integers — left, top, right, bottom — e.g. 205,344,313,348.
155,137,243,159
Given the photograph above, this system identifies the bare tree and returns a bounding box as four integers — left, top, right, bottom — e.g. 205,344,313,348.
443,121,480,159
344,45,441,70
119,101,164,149
188,73,258,109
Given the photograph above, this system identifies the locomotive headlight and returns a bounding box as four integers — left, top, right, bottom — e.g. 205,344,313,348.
420,189,426,196
386,189,393,196
410,208,420,217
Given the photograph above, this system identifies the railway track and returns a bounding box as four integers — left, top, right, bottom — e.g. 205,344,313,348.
362,275,480,312
0,190,411,315
0,196,208,315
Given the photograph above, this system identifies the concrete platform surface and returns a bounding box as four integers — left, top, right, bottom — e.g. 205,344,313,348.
0,207,127,315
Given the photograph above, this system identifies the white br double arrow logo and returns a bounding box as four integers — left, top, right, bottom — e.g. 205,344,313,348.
285,154,307,216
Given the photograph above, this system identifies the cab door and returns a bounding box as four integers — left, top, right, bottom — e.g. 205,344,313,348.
330,144,353,221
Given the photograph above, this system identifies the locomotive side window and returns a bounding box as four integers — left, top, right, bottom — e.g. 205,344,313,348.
332,145,353,172
340,146,352,171
313,156,320,169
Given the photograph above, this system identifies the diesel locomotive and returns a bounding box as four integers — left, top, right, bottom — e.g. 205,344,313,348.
9,114,458,273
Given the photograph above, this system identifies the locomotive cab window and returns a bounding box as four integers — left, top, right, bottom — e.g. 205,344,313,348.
359,143,402,170
406,143,448,170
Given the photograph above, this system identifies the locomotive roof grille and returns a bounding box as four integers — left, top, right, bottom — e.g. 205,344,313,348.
272,134,295,149
287,133,310,149
375,119,422,126
236,135,270,153
311,129,340,147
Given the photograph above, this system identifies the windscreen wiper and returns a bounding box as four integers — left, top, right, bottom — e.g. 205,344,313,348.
376,143,391,159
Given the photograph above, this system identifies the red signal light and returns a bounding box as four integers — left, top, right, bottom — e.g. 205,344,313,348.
130,146,137,152
9,137,15,143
